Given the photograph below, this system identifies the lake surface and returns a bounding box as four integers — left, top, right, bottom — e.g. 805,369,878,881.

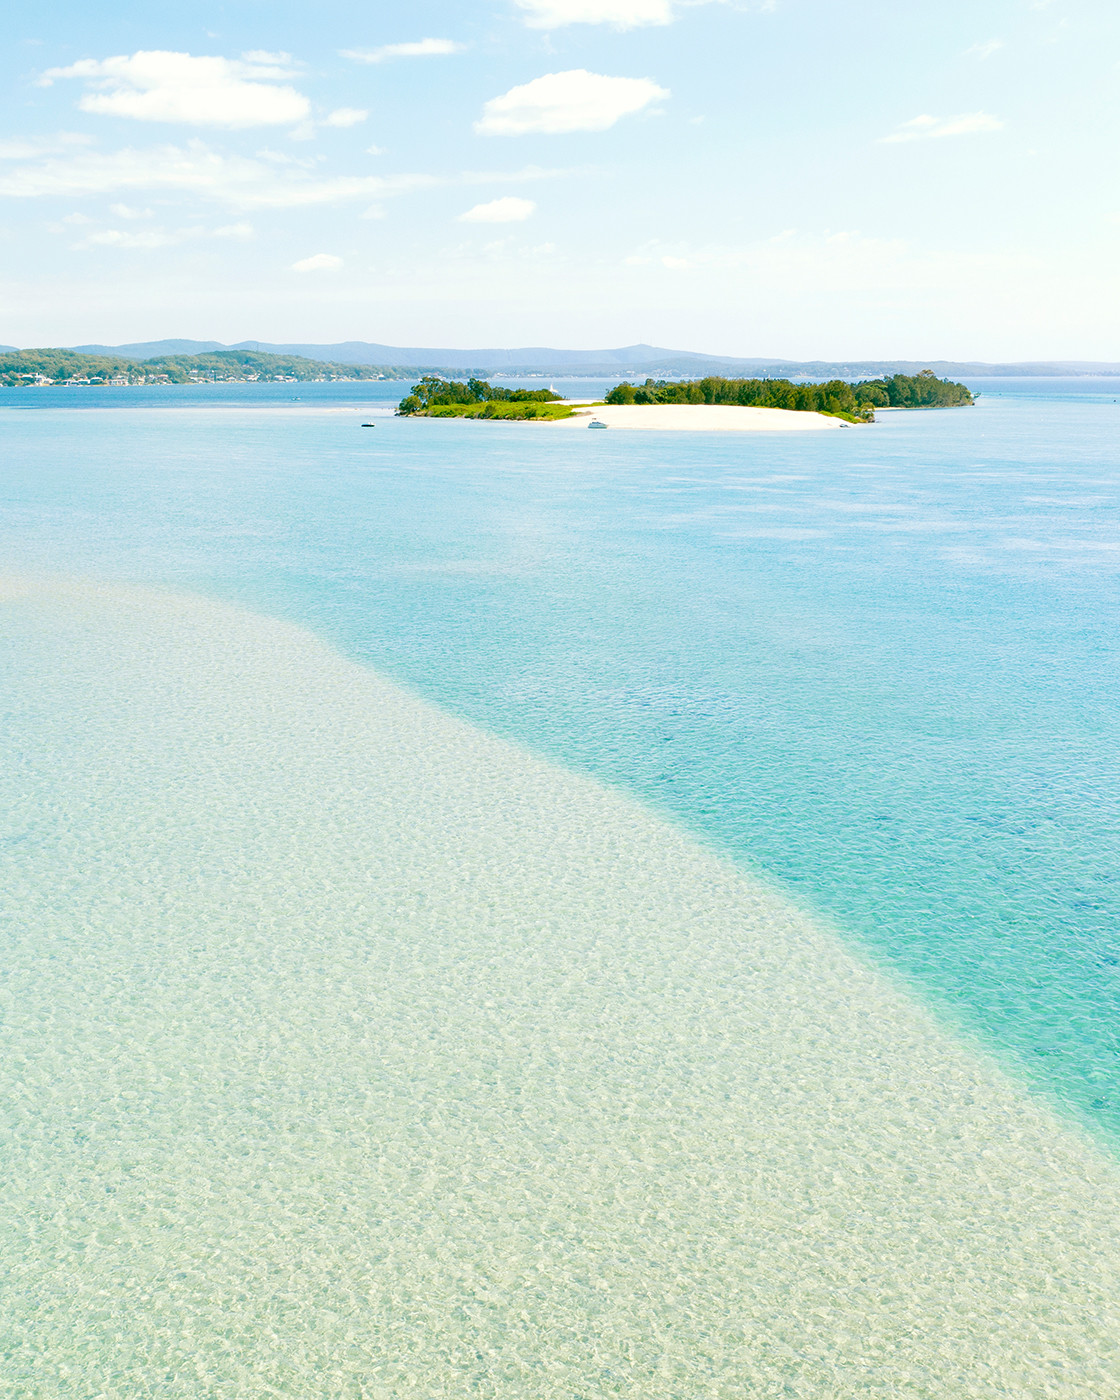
2,380,1118,1146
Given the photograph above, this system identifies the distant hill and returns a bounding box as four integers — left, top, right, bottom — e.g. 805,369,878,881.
70,339,688,370
59,339,1120,378
72,339,227,358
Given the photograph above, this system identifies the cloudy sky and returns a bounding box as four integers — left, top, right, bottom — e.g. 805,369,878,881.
2,0,1118,356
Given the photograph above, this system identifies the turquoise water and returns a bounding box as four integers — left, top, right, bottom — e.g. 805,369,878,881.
2,381,1119,1147
7,578,1120,1396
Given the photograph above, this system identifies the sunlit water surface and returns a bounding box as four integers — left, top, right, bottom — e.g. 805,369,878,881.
3,378,1118,1139
2,379,1120,1393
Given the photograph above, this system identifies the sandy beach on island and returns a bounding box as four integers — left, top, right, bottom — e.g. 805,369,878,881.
552,402,853,431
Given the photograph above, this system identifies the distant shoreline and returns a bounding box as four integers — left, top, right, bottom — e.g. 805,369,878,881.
11,336,1120,381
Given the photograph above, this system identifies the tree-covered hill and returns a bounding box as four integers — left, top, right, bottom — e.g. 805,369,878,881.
0,348,416,387
604,370,973,421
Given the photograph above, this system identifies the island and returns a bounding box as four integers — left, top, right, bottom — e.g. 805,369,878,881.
397,370,973,429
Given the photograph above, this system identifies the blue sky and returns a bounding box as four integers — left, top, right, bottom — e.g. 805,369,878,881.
2,0,1117,357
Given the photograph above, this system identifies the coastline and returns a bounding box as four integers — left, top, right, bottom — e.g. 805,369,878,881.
551,402,853,431
2,572,1119,1395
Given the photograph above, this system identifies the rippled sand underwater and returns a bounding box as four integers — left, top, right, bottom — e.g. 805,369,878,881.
2,575,1120,1398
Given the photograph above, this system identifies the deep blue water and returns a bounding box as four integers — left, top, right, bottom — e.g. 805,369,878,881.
2,380,1119,1144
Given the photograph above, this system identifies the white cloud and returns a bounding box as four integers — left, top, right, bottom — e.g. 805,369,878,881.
108,202,152,218
513,0,757,26
291,252,343,271
459,196,537,222
75,219,254,249
0,140,435,208
39,51,310,128
458,163,576,184
341,39,463,63
252,147,309,166
82,227,188,249
515,0,672,26
619,230,1043,307
965,39,1003,59
0,133,93,160
0,142,570,211
241,50,293,65
324,107,368,127
476,70,668,135
879,112,1004,143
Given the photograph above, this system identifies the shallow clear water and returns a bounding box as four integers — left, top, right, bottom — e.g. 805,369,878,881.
1,382,1118,1155
0,375,617,412
3,577,1119,1397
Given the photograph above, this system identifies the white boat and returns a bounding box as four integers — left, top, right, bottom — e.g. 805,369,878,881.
588,418,608,429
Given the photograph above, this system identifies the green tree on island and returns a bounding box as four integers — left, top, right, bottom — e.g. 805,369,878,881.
604,370,972,421
397,377,571,419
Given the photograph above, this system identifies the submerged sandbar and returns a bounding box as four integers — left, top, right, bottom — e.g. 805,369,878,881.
2,574,1118,1397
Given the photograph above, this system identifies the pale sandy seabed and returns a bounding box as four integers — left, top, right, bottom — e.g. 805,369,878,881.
1,575,1119,1398
553,404,852,431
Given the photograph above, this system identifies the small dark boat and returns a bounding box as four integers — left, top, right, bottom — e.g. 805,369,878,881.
361,422,376,428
